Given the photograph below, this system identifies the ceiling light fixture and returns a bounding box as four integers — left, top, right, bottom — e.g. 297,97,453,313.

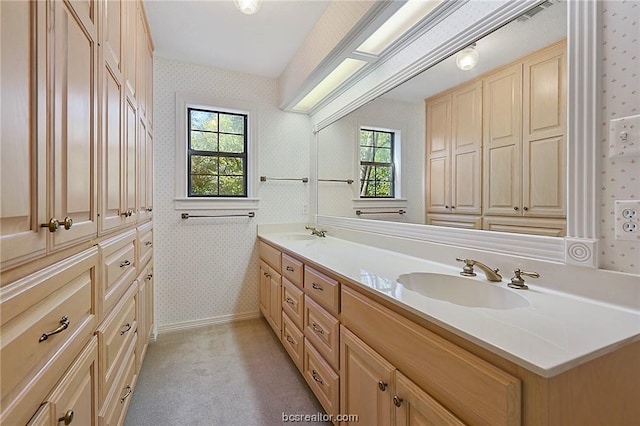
456,44,479,71
235,0,261,15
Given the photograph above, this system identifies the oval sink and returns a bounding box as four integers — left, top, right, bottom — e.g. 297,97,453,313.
280,234,317,241
396,273,529,310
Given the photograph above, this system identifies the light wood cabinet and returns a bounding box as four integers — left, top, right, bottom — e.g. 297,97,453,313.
0,0,48,270
1,1,154,424
340,326,394,426
258,258,282,336
50,0,99,251
426,81,482,227
394,370,465,426
136,262,154,371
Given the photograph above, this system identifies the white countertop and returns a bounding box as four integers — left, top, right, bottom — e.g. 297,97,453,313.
258,231,640,378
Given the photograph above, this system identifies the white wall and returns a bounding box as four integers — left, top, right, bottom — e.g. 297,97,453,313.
598,1,640,274
154,57,311,330
317,98,425,224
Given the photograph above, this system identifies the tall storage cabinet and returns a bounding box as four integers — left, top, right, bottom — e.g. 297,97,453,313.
0,1,154,425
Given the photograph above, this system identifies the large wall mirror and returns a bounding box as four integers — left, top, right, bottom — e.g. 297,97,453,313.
318,1,567,234
314,0,600,267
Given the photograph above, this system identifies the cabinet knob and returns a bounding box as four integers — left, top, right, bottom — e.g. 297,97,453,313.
444,205,449,209
145,273,153,281
513,206,519,211
451,206,456,209
41,217,73,232
523,206,529,211
146,207,153,212
58,409,74,425
378,380,387,391
393,395,403,407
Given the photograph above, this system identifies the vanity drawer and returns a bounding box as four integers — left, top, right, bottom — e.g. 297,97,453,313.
304,266,339,316
282,312,304,372
282,277,304,329
303,337,339,418
137,223,153,268
99,230,137,320
341,285,521,426
259,240,281,272
282,253,303,288
96,283,137,407
0,248,98,426
304,295,339,371
99,333,138,426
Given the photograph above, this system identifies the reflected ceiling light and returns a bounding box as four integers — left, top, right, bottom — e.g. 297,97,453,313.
235,0,261,15
456,44,479,71
356,0,444,55
293,58,367,112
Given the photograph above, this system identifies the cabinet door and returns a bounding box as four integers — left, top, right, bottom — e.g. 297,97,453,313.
450,81,482,215
136,4,147,119
483,64,522,216
137,118,149,221
522,42,566,218
123,0,136,98
124,96,137,222
340,326,394,426
425,95,451,213
0,0,47,270
269,270,282,332
259,262,270,319
50,0,99,250
394,371,465,426
146,41,153,127
100,55,126,233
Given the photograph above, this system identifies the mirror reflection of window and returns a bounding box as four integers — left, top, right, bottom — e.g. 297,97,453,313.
359,128,395,198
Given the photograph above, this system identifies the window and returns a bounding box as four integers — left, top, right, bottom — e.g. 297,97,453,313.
188,107,247,197
359,128,395,198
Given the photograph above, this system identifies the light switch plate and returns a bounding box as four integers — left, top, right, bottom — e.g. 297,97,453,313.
609,114,640,158
615,200,640,241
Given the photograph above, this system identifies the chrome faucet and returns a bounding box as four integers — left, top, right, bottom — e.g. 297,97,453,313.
508,268,539,290
305,226,327,237
456,258,502,282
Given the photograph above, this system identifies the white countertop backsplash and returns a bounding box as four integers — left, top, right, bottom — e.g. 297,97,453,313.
257,223,640,378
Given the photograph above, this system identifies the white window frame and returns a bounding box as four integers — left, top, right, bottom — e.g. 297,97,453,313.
353,125,407,210
174,93,259,210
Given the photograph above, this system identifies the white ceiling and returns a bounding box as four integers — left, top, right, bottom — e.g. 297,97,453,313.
144,0,330,78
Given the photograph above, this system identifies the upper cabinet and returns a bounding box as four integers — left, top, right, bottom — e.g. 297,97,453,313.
1,0,154,274
426,40,566,236
0,0,48,269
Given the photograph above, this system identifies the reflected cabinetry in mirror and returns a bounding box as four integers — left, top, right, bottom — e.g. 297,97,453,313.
426,40,566,236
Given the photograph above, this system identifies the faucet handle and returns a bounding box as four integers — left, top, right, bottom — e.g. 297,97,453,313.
456,258,476,277
508,268,539,290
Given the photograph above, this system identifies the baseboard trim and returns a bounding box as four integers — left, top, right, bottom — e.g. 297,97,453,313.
156,311,262,336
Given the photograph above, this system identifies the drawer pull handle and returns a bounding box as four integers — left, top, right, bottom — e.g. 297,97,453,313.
58,409,74,425
120,323,132,335
264,273,271,278
285,297,296,305
311,322,324,335
120,210,132,217
39,316,70,342
311,370,323,385
120,385,132,403
120,260,131,268
286,266,295,272
146,207,153,212
378,380,388,391
145,273,153,281
311,283,324,291
144,241,153,246
286,334,295,344
393,395,403,407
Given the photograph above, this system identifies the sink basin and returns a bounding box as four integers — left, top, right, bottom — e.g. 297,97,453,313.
280,234,317,241
396,273,529,310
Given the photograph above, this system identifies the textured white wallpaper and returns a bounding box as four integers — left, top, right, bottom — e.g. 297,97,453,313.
599,0,640,274
154,57,311,329
317,98,425,224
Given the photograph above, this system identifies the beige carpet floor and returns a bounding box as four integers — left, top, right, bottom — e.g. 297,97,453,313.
124,318,331,426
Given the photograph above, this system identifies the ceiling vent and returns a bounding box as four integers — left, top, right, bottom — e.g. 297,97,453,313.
517,1,556,22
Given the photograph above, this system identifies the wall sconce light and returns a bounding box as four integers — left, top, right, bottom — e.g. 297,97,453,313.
235,0,261,15
456,44,479,71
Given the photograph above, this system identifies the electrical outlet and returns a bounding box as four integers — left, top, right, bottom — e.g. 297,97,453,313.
615,200,640,241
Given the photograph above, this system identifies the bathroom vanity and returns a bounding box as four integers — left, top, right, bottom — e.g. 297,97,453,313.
258,228,640,425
